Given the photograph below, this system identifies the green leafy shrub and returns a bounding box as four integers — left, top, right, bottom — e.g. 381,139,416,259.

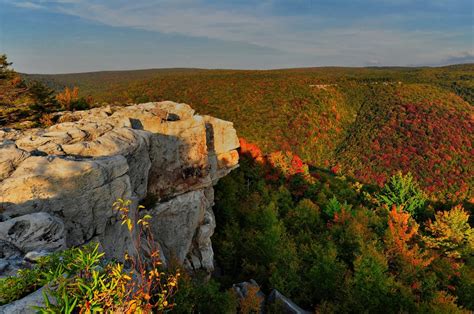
323,196,353,218
456,262,474,310
0,200,180,313
0,245,85,305
353,243,421,313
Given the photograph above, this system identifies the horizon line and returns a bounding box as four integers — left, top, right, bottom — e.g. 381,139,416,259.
21,63,474,76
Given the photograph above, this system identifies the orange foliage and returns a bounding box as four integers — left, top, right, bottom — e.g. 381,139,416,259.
10,75,22,86
239,138,264,163
238,285,263,314
333,207,353,224
56,86,79,110
385,206,433,268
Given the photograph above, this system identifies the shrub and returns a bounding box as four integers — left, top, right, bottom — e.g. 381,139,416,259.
456,263,474,310
420,291,469,313
351,244,414,312
305,243,348,306
34,199,179,313
56,87,79,110
0,245,84,305
284,199,321,235
27,80,56,106
238,285,264,314
323,196,352,218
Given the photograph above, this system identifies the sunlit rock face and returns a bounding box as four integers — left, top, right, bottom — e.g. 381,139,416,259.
0,101,239,274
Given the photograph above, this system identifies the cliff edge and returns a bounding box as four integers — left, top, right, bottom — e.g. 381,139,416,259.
0,101,239,275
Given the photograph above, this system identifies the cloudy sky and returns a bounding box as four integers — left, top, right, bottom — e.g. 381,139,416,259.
0,0,473,73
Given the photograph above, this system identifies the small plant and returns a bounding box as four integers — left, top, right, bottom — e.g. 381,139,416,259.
56,87,79,110
113,199,180,312
0,246,81,305
35,199,179,313
376,171,426,217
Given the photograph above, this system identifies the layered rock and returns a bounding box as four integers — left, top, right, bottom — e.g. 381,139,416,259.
0,101,239,273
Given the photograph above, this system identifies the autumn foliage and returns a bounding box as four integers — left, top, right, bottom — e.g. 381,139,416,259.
423,205,474,259
213,140,473,312
23,63,473,203
337,85,473,202
56,86,79,110
385,205,433,268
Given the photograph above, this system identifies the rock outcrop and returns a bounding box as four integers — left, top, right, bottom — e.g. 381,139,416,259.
0,101,239,274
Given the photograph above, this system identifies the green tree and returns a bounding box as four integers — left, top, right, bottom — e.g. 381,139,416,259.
0,54,27,104
351,244,415,312
376,171,426,217
0,54,14,80
27,80,56,106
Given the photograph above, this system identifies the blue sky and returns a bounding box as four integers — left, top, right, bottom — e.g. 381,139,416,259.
0,0,473,73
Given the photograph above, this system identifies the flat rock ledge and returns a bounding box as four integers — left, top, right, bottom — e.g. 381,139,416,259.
0,101,239,275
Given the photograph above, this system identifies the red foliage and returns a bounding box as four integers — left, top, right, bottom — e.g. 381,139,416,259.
330,164,340,175
339,89,473,202
239,137,315,192
291,154,304,173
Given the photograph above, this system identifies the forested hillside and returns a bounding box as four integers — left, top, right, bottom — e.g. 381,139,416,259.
28,64,474,203
211,140,474,312
2,55,472,311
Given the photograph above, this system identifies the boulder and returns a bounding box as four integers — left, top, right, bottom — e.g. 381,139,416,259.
233,280,266,313
0,286,51,314
0,101,239,272
0,212,65,254
24,250,51,263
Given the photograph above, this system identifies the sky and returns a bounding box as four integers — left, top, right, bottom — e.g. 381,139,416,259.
0,0,473,73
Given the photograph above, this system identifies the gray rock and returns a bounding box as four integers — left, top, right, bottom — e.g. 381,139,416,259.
24,250,51,263
0,141,29,180
233,280,266,313
148,189,215,271
0,240,22,260
267,289,311,314
0,212,66,254
0,258,23,278
0,259,8,273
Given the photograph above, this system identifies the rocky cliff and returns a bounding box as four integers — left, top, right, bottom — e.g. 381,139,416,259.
0,101,239,275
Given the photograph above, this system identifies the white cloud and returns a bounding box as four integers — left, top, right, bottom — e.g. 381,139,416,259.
12,1,44,9
5,0,473,67
437,51,474,65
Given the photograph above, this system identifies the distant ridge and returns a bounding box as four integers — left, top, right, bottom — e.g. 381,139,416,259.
22,63,474,76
